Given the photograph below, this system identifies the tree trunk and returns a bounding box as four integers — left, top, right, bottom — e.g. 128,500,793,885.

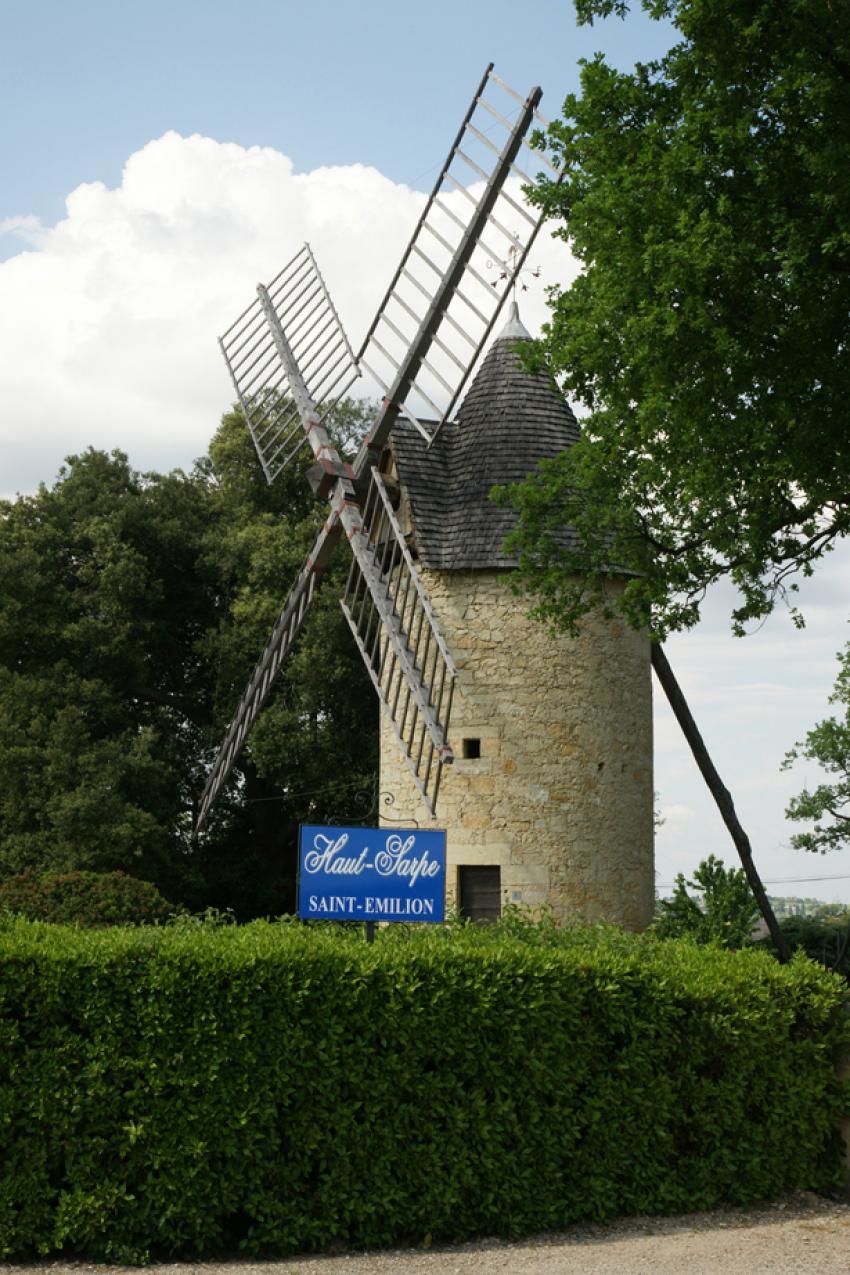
651,641,792,963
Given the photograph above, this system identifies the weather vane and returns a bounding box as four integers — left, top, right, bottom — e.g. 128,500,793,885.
488,239,541,295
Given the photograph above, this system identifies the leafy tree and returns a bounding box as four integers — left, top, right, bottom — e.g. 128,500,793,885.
808,902,850,924
0,450,208,896
783,642,850,855
0,400,378,917
653,854,759,947
502,0,850,637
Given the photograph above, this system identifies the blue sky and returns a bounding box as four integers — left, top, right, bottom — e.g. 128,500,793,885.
2,0,849,904
1,0,673,240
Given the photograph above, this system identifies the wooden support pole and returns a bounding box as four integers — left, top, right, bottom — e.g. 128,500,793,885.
838,1040,850,1200
651,641,792,964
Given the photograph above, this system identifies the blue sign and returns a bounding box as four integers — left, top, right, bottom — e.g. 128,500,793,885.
298,825,446,923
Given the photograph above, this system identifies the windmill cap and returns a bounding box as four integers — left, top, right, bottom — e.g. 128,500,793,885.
386,296,580,572
497,299,532,341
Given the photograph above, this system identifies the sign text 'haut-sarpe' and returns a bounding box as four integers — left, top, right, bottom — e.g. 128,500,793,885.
298,825,446,922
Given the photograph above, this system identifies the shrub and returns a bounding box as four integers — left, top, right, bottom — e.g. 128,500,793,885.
652,856,759,948
0,919,847,1262
0,870,177,926
758,914,850,983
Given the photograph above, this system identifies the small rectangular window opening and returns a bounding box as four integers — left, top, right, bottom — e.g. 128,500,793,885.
462,738,481,759
458,865,501,923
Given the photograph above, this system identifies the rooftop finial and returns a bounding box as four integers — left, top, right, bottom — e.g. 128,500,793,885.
499,298,532,341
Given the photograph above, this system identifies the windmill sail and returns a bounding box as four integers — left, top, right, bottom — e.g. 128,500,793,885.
354,64,556,465
195,561,319,834
196,66,551,835
219,244,360,485
341,468,456,816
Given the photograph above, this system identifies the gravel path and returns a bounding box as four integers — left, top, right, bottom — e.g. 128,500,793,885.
5,1194,850,1275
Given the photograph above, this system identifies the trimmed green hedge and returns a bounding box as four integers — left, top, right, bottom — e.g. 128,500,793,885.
0,918,847,1262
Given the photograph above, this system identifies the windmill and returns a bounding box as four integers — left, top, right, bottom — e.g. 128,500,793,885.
195,65,559,836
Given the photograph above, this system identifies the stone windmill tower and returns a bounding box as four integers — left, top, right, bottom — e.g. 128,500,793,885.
195,66,654,930
378,302,654,929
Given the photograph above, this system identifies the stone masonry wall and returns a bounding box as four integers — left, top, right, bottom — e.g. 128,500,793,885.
379,570,654,930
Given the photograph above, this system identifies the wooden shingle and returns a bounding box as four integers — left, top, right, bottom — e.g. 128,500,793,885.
389,305,580,570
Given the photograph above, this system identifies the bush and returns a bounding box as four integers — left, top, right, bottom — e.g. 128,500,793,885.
652,856,759,948
0,870,177,927
0,919,847,1262
758,914,850,983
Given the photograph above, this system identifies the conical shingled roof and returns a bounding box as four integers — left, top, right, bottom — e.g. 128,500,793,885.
388,303,580,570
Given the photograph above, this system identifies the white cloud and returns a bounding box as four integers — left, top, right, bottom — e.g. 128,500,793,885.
0,214,46,247
0,131,576,498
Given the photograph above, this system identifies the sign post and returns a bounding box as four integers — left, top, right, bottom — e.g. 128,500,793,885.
297,825,446,931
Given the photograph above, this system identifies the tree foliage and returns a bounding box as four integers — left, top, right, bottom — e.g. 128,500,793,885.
783,642,850,854
0,401,378,917
653,854,759,947
502,0,850,636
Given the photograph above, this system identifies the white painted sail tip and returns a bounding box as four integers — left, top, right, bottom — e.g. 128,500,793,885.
499,299,532,341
